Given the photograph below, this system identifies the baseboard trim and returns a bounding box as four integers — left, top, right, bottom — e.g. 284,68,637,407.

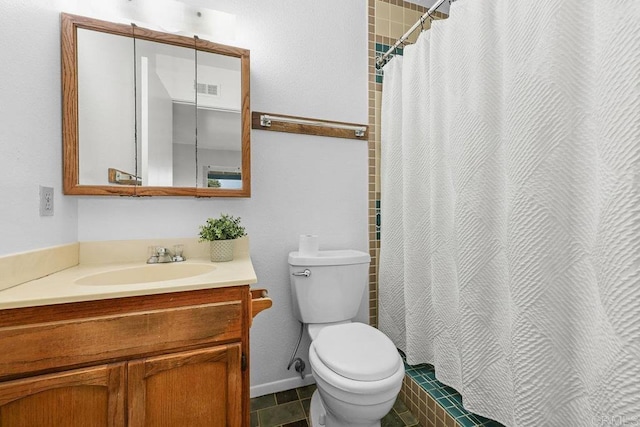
250,374,316,398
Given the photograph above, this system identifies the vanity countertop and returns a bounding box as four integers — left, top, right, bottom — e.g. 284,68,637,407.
0,256,257,310
0,237,257,310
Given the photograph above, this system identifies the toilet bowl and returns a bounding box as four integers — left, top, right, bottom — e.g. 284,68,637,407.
307,322,404,427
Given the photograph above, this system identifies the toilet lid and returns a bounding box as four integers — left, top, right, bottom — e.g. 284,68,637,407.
313,323,400,381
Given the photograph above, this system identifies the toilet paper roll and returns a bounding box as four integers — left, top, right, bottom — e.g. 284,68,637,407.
298,234,319,256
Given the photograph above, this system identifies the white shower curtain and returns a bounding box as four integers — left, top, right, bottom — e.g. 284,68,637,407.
379,0,640,426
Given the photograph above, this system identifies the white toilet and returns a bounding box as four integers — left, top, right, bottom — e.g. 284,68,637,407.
289,249,404,427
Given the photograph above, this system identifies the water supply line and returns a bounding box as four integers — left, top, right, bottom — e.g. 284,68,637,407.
287,321,306,380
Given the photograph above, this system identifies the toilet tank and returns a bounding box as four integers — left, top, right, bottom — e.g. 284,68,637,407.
288,250,371,324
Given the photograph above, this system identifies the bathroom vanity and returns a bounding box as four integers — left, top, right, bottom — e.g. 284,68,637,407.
0,238,270,426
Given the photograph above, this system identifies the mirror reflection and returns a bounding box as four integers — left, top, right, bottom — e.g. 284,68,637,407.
134,39,196,187
77,28,136,186
63,13,250,197
196,50,242,190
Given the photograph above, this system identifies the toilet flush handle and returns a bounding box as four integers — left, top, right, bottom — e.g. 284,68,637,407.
292,269,311,277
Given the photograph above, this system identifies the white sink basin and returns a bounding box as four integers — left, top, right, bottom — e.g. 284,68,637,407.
75,263,216,286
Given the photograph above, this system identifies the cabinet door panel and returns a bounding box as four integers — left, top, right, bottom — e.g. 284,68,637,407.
128,344,242,427
0,363,125,427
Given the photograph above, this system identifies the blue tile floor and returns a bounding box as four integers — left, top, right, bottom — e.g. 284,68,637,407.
404,361,504,427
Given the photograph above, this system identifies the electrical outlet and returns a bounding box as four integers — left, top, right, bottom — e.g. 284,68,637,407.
39,186,54,216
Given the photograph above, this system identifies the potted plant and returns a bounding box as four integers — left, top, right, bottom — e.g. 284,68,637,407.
199,214,246,262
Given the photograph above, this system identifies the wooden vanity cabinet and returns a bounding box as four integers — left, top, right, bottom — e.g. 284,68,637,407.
0,285,271,427
128,344,242,427
0,363,126,427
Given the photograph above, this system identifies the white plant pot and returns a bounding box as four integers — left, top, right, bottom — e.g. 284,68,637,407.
209,240,234,262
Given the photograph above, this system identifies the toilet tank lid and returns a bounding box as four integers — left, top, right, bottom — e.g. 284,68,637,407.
288,250,370,266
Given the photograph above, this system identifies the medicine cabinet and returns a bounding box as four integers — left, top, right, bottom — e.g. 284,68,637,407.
61,13,251,197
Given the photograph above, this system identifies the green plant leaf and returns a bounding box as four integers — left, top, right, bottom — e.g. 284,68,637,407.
199,214,246,241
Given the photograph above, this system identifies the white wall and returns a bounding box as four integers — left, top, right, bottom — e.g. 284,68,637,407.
0,0,368,394
0,1,78,256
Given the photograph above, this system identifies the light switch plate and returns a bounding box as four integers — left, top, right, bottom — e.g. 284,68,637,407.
39,186,54,216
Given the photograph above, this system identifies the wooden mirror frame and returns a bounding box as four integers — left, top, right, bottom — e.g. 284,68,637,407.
61,13,251,197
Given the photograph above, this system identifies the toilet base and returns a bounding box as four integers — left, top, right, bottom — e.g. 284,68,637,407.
309,391,326,427
309,390,381,427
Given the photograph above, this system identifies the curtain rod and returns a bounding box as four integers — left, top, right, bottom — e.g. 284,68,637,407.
375,0,448,69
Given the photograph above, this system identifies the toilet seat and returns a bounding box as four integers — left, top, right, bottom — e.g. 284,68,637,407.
309,342,404,401
313,323,400,381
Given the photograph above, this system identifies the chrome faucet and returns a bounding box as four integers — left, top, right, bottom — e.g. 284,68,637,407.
146,249,159,264
147,247,172,264
155,247,173,263
146,246,186,264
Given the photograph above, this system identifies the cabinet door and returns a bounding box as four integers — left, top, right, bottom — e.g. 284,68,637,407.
0,363,125,427
128,343,242,427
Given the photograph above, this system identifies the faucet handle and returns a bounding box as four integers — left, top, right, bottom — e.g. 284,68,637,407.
146,246,160,264
172,244,185,262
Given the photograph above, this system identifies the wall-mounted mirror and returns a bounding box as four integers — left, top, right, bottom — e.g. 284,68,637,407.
62,13,250,197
